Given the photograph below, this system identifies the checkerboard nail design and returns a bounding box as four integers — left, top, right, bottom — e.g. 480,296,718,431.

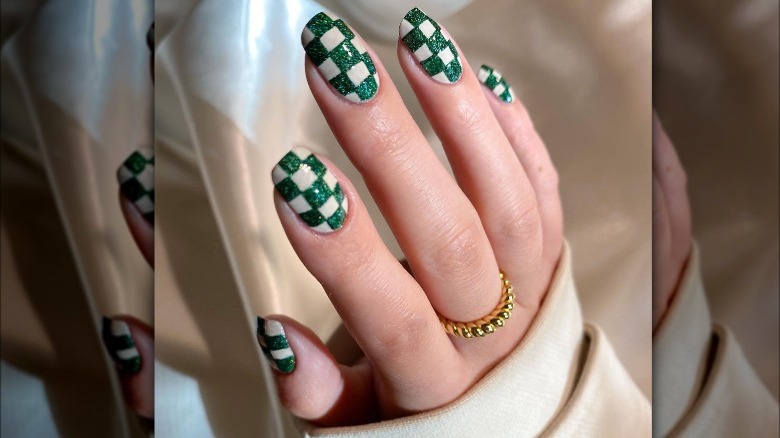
117,148,154,224
256,317,296,374
400,8,462,84
101,317,141,374
302,12,379,103
478,65,515,103
272,147,348,233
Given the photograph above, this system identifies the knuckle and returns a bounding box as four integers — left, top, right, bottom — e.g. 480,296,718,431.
372,306,434,361
429,216,489,284
370,116,418,161
499,199,542,245
454,103,490,139
320,232,378,289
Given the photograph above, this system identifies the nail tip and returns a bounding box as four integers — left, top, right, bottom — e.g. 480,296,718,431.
302,11,378,103
279,358,296,374
404,7,425,19
399,7,461,84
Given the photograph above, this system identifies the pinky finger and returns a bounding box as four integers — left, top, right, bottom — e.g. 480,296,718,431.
256,315,378,426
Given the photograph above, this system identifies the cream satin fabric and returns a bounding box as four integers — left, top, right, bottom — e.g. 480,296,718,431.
155,0,651,436
654,0,779,401
1,1,152,436
654,245,779,437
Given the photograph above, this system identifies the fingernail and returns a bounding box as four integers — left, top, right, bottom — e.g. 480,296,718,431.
101,317,142,374
302,12,379,103
117,148,154,225
478,65,515,103
400,7,462,84
256,317,296,374
272,147,348,233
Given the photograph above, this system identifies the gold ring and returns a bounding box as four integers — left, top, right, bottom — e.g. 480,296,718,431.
438,272,515,338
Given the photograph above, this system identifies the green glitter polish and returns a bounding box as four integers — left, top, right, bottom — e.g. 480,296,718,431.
478,65,515,103
302,12,379,103
101,317,142,374
399,8,462,84
256,317,296,374
272,147,348,233
117,148,154,224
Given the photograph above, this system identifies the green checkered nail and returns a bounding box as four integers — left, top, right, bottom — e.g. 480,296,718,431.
101,317,141,374
117,148,154,224
302,12,379,103
478,65,515,103
256,317,296,374
272,147,348,233
400,8,462,84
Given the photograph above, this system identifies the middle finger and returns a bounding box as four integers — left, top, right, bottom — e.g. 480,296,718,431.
302,11,499,322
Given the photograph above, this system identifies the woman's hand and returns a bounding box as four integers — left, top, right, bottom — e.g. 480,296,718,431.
259,9,563,426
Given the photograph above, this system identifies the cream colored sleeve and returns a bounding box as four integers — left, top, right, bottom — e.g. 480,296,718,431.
654,245,779,437
305,244,651,437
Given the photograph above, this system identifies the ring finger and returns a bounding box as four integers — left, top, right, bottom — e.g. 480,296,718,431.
396,9,545,336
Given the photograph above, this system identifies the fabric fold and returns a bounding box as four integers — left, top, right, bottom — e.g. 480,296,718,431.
652,244,712,436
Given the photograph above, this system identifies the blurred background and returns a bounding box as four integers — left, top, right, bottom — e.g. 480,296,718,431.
655,1,778,396
653,0,779,435
1,1,152,436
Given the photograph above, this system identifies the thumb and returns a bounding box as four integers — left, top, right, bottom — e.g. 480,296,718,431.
256,315,378,426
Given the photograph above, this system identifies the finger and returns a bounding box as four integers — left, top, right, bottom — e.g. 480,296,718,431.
302,11,498,322
397,9,544,309
477,65,563,269
271,147,461,412
117,148,154,265
652,113,691,266
255,315,378,426
652,176,674,331
101,315,154,420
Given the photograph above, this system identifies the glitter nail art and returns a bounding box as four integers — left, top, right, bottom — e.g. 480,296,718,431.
302,12,379,103
272,147,348,233
117,148,154,224
101,317,142,374
400,8,462,84
478,65,515,103
256,317,296,374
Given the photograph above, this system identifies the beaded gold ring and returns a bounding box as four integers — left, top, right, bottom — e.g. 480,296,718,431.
439,272,515,338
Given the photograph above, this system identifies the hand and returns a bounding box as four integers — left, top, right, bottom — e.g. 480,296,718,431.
259,9,562,426
652,112,692,331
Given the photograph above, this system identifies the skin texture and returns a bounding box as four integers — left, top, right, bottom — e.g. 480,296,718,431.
652,113,692,331
267,14,563,425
